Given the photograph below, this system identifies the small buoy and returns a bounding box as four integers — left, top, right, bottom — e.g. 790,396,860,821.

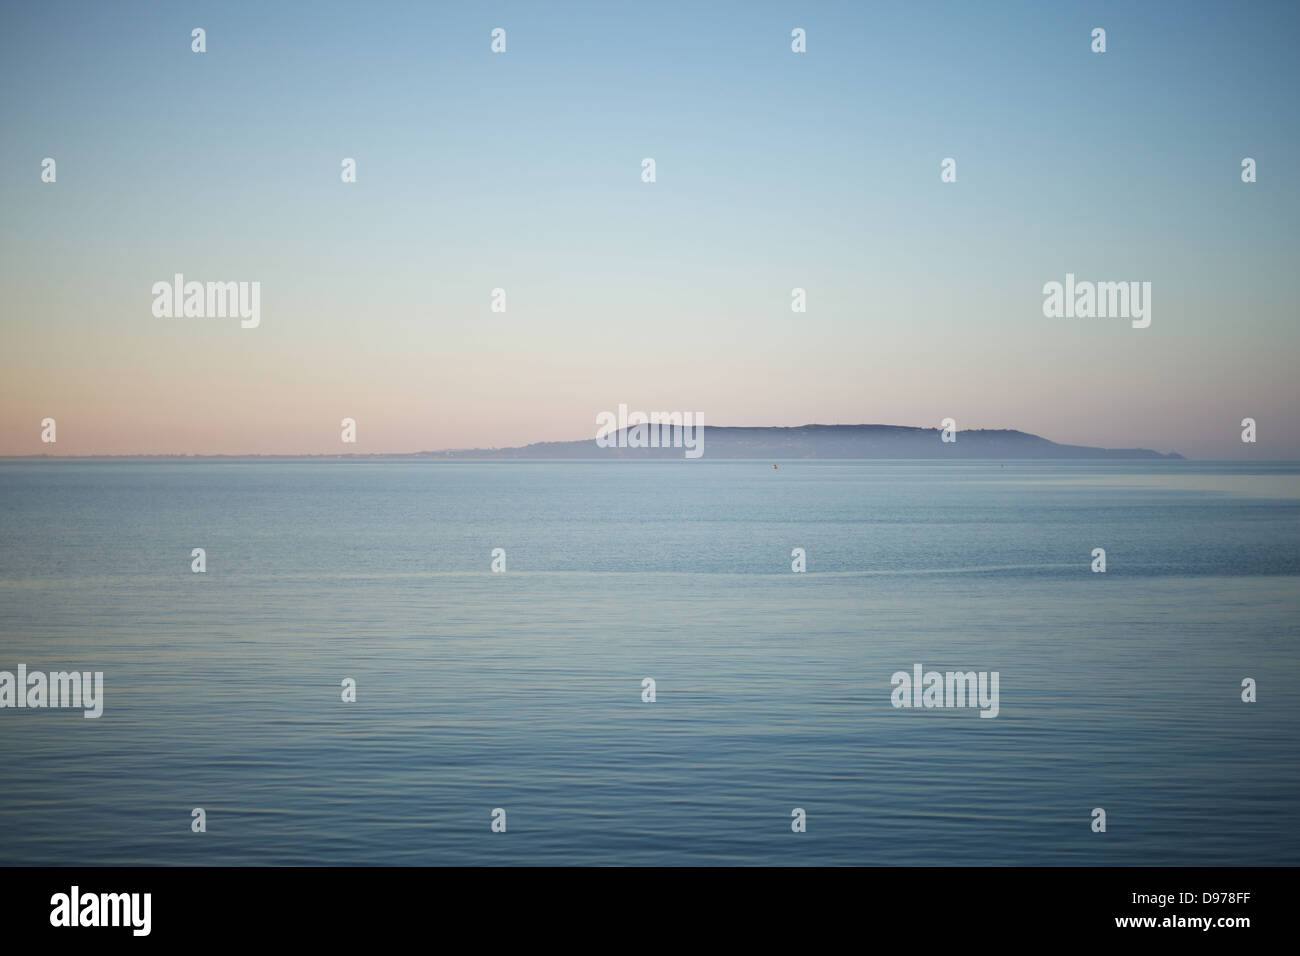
772,463,778,469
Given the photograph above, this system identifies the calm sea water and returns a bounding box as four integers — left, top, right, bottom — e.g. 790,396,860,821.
0,460,1297,866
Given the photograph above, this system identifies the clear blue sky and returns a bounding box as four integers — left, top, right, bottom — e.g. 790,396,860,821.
2,0,1297,457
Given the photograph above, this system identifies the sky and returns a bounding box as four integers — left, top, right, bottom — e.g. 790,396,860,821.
1,0,1297,458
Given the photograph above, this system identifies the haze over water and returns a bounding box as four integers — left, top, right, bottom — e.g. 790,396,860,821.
0,459,1297,865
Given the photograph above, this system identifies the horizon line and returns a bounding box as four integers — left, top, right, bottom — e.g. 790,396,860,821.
0,422,1168,456
0,420,1251,461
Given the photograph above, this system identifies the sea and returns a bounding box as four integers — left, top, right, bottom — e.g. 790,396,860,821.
0,459,1296,865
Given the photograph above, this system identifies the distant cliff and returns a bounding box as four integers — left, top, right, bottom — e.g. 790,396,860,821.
422,425,1183,460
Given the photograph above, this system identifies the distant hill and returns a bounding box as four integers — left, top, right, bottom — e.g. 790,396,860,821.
422,424,1183,460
